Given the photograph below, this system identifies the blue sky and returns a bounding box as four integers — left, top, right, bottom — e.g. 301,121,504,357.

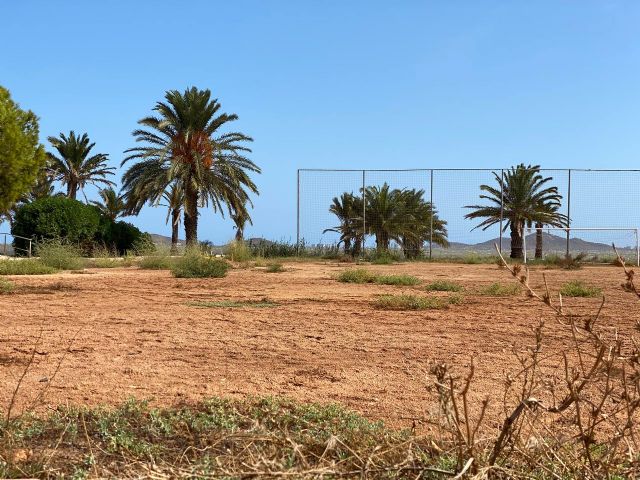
2,1,640,244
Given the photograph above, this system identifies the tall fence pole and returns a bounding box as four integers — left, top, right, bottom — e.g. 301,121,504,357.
636,228,639,267
429,169,434,260
2,233,6,256
362,170,366,255
566,169,572,258
296,169,300,255
499,169,504,253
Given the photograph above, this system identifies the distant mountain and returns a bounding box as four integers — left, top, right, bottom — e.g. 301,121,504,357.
434,232,632,253
149,234,183,247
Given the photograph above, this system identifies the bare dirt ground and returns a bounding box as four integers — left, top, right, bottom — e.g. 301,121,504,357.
0,261,637,430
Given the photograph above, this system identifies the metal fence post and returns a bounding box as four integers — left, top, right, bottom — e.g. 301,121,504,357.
429,169,434,260
3,233,6,256
296,169,300,255
362,170,366,255
566,169,572,258
499,169,504,253
28,238,32,258
636,228,639,267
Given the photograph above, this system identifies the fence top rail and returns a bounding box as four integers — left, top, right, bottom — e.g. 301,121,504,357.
0,232,32,242
298,168,640,173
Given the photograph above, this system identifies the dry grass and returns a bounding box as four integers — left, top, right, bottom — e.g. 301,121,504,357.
373,294,458,310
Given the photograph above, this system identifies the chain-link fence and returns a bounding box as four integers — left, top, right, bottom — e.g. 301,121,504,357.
297,168,640,265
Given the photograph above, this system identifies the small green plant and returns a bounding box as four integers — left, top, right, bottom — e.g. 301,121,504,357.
0,277,15,294
337,268,378,283
370,252,398,265
478,282,521,296
0,259,57,275
188,299,278,308
138,248,173,270
225,240,253,262
559,280,602,298
91,247,122,268
171,250,229,278
36,239,85,270
373,294,450,310
375,274,420,286
426,280,463,292
265,262,285,273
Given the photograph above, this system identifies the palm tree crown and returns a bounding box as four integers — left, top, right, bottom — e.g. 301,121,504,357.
47,131,115,200
465,164,567,259
91,187,126,221
121,87,260,246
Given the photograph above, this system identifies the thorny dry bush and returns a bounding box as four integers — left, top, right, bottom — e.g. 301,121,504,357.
428,244,640,479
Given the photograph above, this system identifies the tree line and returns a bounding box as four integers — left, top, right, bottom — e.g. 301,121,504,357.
327,164,568,259
0,86,259,253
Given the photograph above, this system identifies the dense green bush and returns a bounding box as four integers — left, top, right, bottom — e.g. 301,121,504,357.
12,196,101,252
99,220,150,255
171,250,229,278
12,196,152,255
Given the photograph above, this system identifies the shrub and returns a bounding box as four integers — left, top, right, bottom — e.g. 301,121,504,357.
369,252,399,265
337,268,377,283
0,259,57,275
225,240,253,262
372,294,451,310
171,250,229,278
0,278,15,294
11,196,101,253
138,249,173,270
559,280,602,298
265,262,285,273
478,282,520,296
375,274,421,286
100,220,150,255
426,280,463,292
36,239,85,270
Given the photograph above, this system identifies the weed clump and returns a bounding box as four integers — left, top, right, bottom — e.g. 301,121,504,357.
138,248,173,270
0,277,15,294
426,280,463,292
226,240,253,262
36,239,85,270
265,262,285,273
373,294,458,310
478,282,520,296
559,280,602,298
0,259,57,275
171,250,229,278
337,269,420,286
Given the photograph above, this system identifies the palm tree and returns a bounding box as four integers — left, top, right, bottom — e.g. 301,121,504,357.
324,192,364,256
230,202,252,242
161,183,183,254
47,131,115,200
364,184,415,252
121,87,259,246
397,189,448,259
465,164,567,259
91,187,126,221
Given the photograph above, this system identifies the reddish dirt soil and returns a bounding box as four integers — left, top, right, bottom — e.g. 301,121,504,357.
0,261,637,430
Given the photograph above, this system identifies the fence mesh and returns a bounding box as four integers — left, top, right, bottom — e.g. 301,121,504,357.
298,168,640,264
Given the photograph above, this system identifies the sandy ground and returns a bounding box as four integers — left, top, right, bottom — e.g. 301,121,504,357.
0,261,637,430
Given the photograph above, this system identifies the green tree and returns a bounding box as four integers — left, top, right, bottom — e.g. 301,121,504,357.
230,201,252,242
47,131,115,200
465,164,567,259
397,188,448,259
0,86,46,215
324,192,364,257
121,87,260,246
91,187,126,221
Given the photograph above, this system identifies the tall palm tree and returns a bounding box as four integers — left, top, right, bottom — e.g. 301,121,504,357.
364,183,414,252
91,187,126,221
121,87,259,246
47,131,115,200
465,164,567,259
324,192,364,256
397,189,448,259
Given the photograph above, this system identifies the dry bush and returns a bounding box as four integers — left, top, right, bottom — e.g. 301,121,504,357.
425,244,640,478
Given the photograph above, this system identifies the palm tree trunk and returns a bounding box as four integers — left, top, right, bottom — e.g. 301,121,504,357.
235,226,243,242
343,238,352,256
535,222,543,259
67,182,77,200
183,184,198,248
510,222,524,259
170,208,180,255
376,231,390,253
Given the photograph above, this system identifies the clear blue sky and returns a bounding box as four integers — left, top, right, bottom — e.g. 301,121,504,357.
2,1,639,243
